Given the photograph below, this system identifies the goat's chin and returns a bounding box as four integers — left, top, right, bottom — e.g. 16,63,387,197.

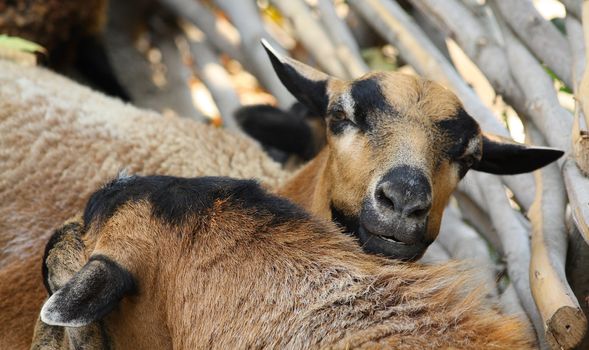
356,225,429,262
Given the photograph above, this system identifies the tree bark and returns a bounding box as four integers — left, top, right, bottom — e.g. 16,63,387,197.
271,0,348,79
214,0,297,108
494,0,572,87
528,148,587,349
316,0,369,78
182,24,241,130
476,172,546,347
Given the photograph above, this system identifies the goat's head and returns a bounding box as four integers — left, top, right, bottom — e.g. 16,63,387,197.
262,40,563,261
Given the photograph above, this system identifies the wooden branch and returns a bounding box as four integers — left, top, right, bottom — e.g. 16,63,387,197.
454,191,502,255
565,3,589,245
437,205,499,302
349,0,506,134
181,22,241,131
565,209,589,350
271,0,348,79
567,15,588,175
565,16,585,89
501,283,535,333
494,0,572,87
213,0,297,108
104,1,202,120
160,0,244,65
476,172,546,347
409,0,529,116
528,125,587,349
575,3,589,165
494,8,572,151
490,3,589,249
419,241,451,264
316,0,369,78
563,160,589,245
561,0,583,20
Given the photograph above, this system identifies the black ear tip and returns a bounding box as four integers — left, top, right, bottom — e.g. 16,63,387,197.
539,147,565,162
260,39,282,62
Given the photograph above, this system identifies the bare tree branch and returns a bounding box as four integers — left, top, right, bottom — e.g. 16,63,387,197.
437,204,499,303
419,241,451,264
528,121,587,350
494,0,572,87
214,0,297,107
561,0,582,20
182,23,241,131
316,0,369,78
476,172,546,347
271,0,348,79
161,0,244,64
501,283,535,334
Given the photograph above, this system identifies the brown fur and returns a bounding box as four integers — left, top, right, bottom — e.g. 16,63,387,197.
32,187,534,349
0,60,499,347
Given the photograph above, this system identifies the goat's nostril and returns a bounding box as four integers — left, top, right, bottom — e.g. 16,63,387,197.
376,187,396,211
404,202,431,219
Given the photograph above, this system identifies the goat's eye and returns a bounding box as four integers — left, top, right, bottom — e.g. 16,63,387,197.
331,110,347,121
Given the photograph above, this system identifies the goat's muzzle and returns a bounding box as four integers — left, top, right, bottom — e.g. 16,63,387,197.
358,166,433,261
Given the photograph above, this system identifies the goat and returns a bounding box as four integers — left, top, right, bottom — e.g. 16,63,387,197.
0,40,561,347
31,174,534,349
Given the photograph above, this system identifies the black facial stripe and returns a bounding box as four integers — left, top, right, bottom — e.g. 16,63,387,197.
328,119,355,135
330,204,359,239
435,108,481,160
84,175,310,230
350,78,395,131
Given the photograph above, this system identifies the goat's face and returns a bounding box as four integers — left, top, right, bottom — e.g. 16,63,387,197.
263,41,563,261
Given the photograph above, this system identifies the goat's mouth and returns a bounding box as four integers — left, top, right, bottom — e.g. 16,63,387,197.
356,225,428,262
331,204,430,261
373,233,408,245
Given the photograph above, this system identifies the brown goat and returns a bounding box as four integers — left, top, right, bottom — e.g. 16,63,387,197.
0,41,561,347
32,175,534,349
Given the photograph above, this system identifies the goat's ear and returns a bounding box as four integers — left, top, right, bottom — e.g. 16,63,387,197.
41,255,136,327
261,39,330,116
473,133,564,175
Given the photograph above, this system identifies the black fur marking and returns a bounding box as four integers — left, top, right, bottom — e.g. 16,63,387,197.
42,222,84,295
234,103,316,160
328,118,356,135
84,176,311,229
330,204,360,239
45,255,136,325
349,78,395,133
435,108,481,160
263,46,328,116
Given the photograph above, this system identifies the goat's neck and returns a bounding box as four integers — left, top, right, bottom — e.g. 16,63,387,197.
277,147,333,219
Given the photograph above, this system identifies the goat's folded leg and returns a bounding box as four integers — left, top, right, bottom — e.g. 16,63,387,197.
31,215,105,350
